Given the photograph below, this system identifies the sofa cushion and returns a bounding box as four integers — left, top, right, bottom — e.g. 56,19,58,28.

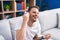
0,19,12,40
42,28,60,40
39,9,58,32
9,16,23,40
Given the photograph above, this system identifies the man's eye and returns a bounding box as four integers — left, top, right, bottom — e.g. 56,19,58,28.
33,12,39,14
33,12,36,13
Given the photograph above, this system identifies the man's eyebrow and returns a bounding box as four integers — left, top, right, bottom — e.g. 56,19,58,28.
33,12,36,13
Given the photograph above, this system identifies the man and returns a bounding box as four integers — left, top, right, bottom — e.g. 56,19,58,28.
16,6,52,40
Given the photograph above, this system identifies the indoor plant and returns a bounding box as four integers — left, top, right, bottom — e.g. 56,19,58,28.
4,4,11,11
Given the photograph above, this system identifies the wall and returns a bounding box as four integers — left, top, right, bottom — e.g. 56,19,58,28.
36,0,60,11
46,0,60,10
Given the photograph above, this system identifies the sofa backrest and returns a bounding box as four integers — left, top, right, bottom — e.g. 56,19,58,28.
9,16,23,40
38,8,60,32
0,19,12,40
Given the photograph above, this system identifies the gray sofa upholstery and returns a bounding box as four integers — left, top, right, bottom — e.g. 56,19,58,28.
39,8,60,40
0,19,12,40
0,8,60,40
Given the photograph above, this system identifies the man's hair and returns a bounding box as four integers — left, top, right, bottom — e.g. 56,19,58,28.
28,6,39,12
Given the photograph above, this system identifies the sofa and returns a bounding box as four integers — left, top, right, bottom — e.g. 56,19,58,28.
0,8,60,40
39,8,60,40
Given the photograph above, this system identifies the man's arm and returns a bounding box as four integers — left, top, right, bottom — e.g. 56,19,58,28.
16,12,29,40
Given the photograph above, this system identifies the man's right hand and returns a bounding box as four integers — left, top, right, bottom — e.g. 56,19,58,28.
16,12,29,40
23,12,29,23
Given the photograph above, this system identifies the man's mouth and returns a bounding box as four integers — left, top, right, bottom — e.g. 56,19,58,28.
34,16,38,19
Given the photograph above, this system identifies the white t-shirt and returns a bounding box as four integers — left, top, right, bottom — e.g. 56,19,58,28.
16,19,42,40
26,20,42,40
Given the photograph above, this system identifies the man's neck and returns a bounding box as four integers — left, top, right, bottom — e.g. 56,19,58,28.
27,20,34,27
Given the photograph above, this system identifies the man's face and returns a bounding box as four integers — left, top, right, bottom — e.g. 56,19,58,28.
29,8,39,22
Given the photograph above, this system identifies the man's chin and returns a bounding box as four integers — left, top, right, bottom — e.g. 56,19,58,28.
33,19,37,22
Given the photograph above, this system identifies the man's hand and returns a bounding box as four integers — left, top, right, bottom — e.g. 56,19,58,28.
23,12,29,22
16,12,29,40
44,33,51,39
33,34,41,40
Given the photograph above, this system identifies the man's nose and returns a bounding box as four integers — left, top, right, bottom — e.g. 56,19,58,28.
35,13,38,16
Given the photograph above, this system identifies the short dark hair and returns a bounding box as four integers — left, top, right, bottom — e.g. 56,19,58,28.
28,6,39,12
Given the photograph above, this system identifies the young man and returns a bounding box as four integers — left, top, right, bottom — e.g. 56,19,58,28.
16,6,52,40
